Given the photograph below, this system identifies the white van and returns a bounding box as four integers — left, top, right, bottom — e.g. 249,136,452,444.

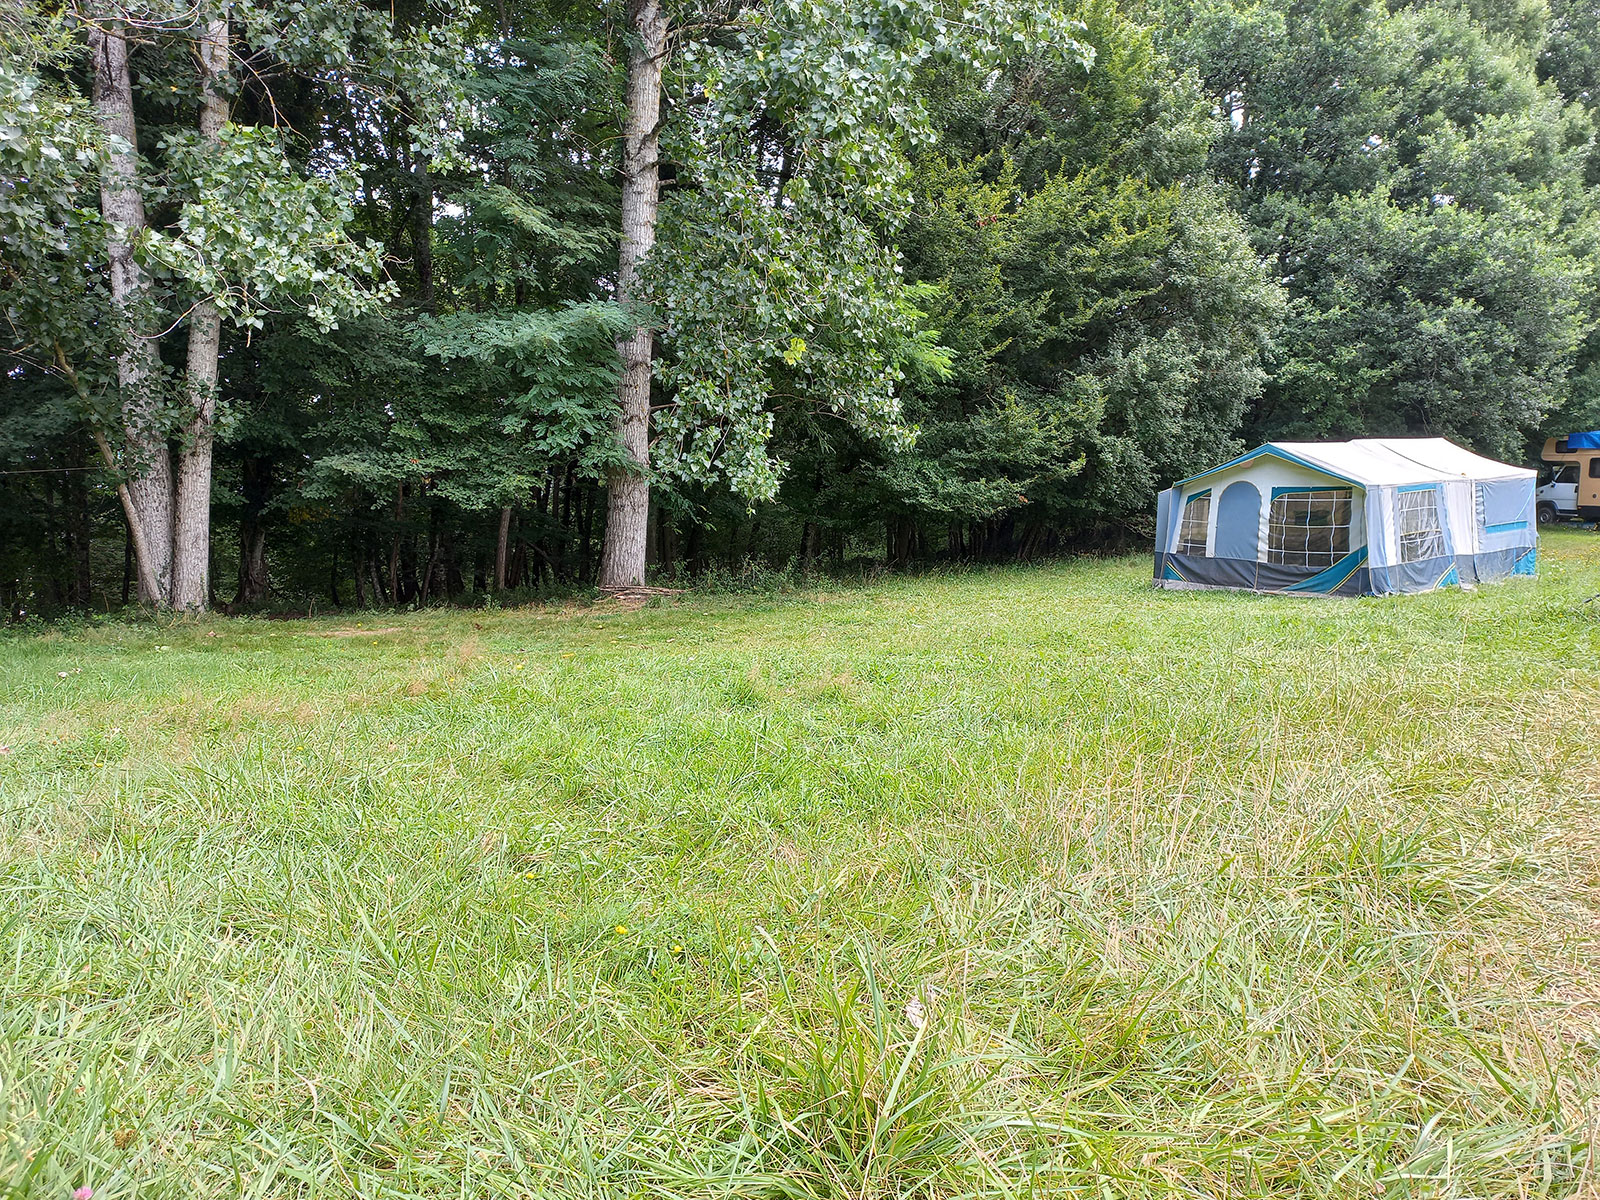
1536,461,1579,524
1539,436,1600,523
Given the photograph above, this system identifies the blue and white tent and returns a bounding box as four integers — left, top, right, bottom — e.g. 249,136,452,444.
1154,438,1536,596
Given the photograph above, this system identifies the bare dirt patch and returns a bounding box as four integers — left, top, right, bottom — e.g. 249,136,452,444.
599,585,684,610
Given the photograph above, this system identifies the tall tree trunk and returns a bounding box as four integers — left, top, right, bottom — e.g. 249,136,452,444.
657,508,678,575
40,472,64,606
236,523,267,606
412,152,435,312
419,504,441,603
597,0,667,589
494,505,512,591
233,457,270,607
580,485,595,579
510,537,527,589
90,12,172,605
401,533,419,602
445,529,463,597
172,8,230,610
68,446,93,606
686,516,704,577
353,544,367,607
388,482,405,600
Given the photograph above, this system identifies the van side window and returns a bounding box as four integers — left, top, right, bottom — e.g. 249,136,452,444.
1559,464,1579,484
1590,459,1600,479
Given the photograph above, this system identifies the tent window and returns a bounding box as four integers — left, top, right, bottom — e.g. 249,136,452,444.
1177,492,1210,555
1478,479,1529,532
1396,488,1445,563
1268,488,1351,568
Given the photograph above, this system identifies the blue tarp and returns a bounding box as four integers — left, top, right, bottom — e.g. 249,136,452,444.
1566,431,1600,449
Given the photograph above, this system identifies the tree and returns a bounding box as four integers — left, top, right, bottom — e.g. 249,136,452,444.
595,0,668,589
2,0,470,609
786,0,1281,560
1154,0,1600,458
592,0,1094,587
203,13,628,609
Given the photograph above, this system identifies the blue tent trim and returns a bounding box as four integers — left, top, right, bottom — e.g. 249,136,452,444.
1270,483,1354,498
1284,546,1369,593
1177,445,1360,490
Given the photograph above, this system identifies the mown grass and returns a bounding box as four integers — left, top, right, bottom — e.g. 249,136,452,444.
3,532,1600,1198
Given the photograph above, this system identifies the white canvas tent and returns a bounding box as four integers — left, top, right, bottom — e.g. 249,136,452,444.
1153,438,1537,596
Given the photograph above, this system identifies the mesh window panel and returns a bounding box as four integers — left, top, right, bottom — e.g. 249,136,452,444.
1396,489,1445,563
1177,495,1210,555
1268,489,1352,568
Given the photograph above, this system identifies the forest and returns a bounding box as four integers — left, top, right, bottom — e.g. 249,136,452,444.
4,0,1598,613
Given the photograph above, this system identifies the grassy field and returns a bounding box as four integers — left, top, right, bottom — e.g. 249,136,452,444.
3,532,1600,1199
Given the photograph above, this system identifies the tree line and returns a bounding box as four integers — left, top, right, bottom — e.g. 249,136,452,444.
4,0,1597,613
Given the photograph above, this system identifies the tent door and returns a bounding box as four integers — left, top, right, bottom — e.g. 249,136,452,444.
1214,481,1261,561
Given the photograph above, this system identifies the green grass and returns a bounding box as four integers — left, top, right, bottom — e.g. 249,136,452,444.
4,533,1600,1198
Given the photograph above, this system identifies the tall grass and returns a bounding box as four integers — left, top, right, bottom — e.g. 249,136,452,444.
2,532,1598,1197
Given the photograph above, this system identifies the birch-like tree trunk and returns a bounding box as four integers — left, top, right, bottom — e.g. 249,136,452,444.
596,0,667,589
89,10,173,605
172,8,230,610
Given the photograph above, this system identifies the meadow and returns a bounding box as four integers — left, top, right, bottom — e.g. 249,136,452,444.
3,533,1600,1198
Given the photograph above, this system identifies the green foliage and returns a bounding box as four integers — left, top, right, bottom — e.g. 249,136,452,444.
814,0,1282,543
0,0,477,466
642,0,1096,502
684,0,1095,210
1259,191,1590,456
234,0,475,162
416,301,631,495
651,181,921,500
14,0,1600,605
437,36,618,309
0,16,113,372
143,125,393,330
1155,0,1600,453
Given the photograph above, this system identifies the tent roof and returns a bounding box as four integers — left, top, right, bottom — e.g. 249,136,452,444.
1179,438,1534,489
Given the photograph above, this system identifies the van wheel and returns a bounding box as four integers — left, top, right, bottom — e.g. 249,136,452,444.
1537,502,1557,525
